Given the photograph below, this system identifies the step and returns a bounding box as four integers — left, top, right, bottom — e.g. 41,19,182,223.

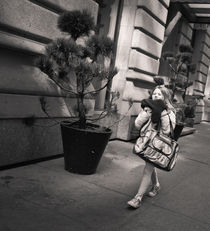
180,127,196,137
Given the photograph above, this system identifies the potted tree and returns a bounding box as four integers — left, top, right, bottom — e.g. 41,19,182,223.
162,44,196,139
184,96,196,127
35,10,119,174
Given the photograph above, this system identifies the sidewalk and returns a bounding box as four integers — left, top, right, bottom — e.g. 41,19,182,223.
0,123,210,231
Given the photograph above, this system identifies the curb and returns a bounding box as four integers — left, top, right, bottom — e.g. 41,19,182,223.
180,127,196,137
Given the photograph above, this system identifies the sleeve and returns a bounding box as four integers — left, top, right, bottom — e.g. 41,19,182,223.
135,107,152,130
160,110,176,135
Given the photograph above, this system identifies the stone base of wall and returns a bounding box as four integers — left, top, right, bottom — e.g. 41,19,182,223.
0,114,121,168
0,118,64,168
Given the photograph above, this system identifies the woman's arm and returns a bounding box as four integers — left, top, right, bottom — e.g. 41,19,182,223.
135,107,152,129
161,110,176,135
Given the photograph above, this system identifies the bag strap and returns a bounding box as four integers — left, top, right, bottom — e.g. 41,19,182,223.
157,120,161,133
157,112,175,139
168,115,175,139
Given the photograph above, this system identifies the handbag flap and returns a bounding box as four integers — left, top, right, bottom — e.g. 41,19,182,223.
151,134,173,155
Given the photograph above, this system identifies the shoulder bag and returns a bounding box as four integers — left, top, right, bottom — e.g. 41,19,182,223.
133,116,179,171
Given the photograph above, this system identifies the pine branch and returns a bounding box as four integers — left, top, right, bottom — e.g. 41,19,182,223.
107,103,133,129
87,90,119,122
83,78,112,96
168,63,178,74
87,111,109,122
50,76,78,96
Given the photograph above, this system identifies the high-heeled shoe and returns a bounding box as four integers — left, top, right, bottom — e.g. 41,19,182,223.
147,184,161,197
127,195,142,209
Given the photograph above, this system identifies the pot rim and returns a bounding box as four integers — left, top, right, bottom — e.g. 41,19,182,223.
60,120,112,134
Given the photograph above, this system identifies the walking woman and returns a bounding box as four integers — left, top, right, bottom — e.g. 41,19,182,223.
127,79,176,209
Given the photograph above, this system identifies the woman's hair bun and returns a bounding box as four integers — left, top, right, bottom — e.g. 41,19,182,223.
154,77,164,86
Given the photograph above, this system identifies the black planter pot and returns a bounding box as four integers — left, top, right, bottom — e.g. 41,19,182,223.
174,124,184,141
60,121,112,175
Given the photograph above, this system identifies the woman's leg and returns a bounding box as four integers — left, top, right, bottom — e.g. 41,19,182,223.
151,168,159,186
148,167,161,197
127,162,154,208
136,162,154,198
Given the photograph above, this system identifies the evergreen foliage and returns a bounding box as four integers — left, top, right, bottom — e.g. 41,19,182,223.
162,44,195,100
36,10,118,129
58,10,95,40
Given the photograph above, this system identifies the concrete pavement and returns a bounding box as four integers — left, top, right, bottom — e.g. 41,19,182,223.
0,123,210,231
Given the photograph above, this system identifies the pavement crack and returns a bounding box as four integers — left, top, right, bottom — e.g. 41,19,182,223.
78,179,131,197
184,157,209,166
36,164,132,197
149,202,210,228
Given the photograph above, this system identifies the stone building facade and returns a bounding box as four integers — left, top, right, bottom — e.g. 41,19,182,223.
0,0,210,167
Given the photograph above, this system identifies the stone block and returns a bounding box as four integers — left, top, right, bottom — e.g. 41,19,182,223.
204,78,210,96
0,61,80,96
179,34,191,46
193,90,204,97
192,34,204,64
40,0,98,23
204,105,210,113
126,70,155,83
203,43,210,57
197,72,207,83
202,111,210,121
197,99,205,106
137,0,168,24
117,23,135,47
194,112,202,123
0,54,96,98
132,30,162,58
116,113,132,140
111,70,127,94
115,44,131,70
0,64,61,96
0,94,68,118
129,50,159,75
129,101,144,115
0,119,63,167
115,5,136,69
180,21,193,40
115,26,133,70
204,33,210,45
195,104,204,113
120,6,137,27
198,63,208,75
122,80,150,103
0,31,45,54
0,93,94,118
0,0,61,40
124,0,138,6
117,113,130,140
200,53,210,66
0,0,98,42
135,9,165,42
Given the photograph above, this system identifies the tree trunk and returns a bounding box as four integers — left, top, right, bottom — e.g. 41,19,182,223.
77,95,86,129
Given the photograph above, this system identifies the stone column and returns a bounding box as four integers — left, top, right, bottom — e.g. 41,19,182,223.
112,0,170,140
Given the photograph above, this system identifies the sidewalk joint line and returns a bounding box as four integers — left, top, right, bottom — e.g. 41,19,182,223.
149,202,210,227
36,163,132,197
184,157,209,166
